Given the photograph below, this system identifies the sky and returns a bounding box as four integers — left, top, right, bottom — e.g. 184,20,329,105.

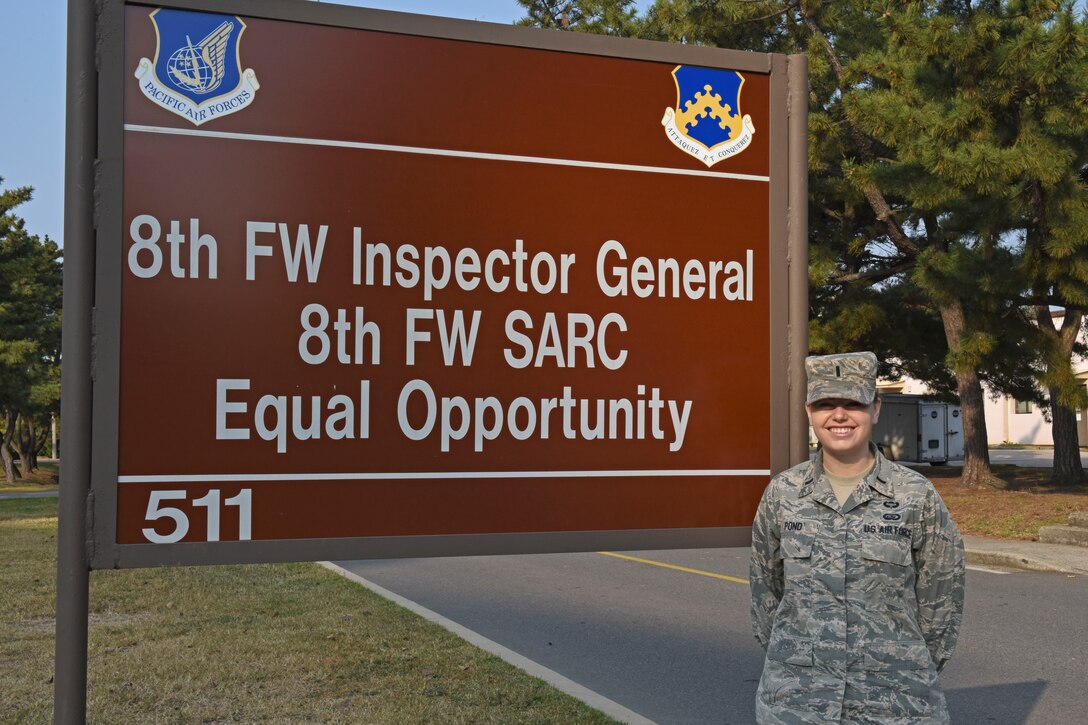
9,0,1079,247
1,1,532,247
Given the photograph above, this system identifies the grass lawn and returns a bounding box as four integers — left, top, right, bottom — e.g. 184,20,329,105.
3,458,1085,721
919,464,1088,540
0,460,59,494
0,497,620,724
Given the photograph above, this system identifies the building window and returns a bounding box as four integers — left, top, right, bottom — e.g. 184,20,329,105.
1015,400,1032,414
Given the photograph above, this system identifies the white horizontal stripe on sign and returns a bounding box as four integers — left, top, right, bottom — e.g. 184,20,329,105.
117,469,771,484
123,124,771,182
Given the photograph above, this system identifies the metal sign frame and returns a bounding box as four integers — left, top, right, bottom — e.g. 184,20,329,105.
59,0,807,718
76,0,813,552
71,0,809,571
67,0,808,569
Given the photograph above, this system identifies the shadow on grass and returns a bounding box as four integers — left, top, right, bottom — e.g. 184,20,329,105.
922,464,1088,495
0,461,60,494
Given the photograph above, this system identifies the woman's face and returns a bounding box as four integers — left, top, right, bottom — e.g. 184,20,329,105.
806,397,881,461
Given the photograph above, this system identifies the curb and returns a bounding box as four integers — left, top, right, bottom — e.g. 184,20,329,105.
965,549,1079,575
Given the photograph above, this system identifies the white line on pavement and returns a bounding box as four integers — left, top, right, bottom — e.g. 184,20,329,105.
966,565,1011,575
319,561,658,725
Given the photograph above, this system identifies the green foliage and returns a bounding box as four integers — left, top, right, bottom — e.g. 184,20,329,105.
804,0,1087,413
639,0,803,53
517,2,1088,474
810,277,962,396
515,0,641,34
0,176,62,479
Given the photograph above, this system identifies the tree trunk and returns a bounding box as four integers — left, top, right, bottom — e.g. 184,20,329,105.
0,411,20,483
1034,307,1086,486
1048,386,1085,485
27,419,37,472
16,416,37,474
937,300,1006,489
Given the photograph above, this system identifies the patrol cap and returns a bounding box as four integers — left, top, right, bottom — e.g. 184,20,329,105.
805,351,878,405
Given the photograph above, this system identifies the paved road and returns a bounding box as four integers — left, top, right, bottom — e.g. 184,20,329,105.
986,448,1088,468
337,548,1088,724
0,490,58,500
898,447,1088,468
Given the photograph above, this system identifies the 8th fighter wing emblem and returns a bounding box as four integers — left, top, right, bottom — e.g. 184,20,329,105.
662,66,755,167
134,8,260,126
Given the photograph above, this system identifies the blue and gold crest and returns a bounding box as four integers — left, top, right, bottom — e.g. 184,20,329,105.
134,8,260,126
662,66,755,167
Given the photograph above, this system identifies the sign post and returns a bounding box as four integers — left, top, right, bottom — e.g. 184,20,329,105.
59,0,808,718
55,0,98,720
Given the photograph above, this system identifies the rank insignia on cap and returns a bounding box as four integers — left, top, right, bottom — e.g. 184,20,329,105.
805,352,879,405
134,8,260,126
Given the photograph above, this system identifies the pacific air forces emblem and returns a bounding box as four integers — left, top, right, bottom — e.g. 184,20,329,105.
662,66,755,167
134,8,260,126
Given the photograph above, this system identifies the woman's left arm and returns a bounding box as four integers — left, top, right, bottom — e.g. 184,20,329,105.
913,486,966,672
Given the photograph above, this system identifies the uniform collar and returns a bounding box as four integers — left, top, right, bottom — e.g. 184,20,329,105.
800,443,895,502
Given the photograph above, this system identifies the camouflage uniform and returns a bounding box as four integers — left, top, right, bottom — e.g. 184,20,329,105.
804,352,879,406
749,447,965,724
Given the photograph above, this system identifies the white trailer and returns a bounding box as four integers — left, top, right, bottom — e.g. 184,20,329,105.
872,393,964,465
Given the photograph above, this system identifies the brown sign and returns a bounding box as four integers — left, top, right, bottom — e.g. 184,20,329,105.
83,1,804,567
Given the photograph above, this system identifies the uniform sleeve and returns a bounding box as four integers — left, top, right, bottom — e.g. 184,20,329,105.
913,485,965,672
749,480,784,651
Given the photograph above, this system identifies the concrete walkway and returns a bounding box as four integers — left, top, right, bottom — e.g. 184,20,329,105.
0,490,58,500
963,534,1088,575
920,448,1088,468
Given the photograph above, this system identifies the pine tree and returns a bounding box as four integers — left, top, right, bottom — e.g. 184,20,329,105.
1002,4,1088,485
518,0,1088,487
851,0,1088,486
0,178,62,483
515,0,640,33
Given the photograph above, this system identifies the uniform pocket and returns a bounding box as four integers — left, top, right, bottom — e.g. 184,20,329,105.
862,640,941,718
767,635,813,666
780,533,815,596
863,639,933,670
860,538,911,567
781,533,814,559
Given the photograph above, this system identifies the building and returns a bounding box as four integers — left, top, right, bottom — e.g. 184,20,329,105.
877,315,1088,446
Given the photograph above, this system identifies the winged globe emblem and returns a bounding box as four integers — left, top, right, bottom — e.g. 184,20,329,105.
133,8,260,126
167,21,233,95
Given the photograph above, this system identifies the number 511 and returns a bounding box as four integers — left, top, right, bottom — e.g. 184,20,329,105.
142,489,253,543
